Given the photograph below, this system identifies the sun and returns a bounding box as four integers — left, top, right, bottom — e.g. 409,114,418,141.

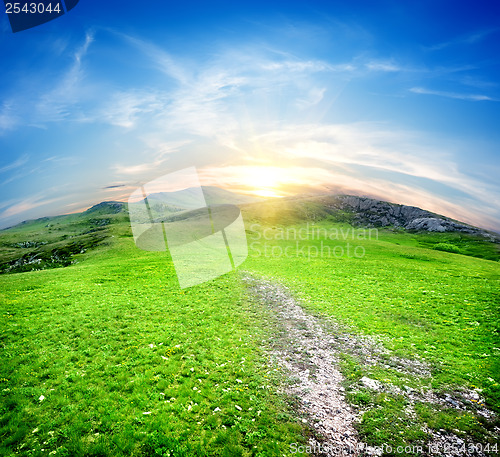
244,167,285,198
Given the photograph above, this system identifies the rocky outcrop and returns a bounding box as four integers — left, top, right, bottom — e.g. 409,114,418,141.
320,195,499,240
84,201,126,214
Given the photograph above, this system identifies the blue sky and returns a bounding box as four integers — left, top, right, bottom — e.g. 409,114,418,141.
0,0,499,230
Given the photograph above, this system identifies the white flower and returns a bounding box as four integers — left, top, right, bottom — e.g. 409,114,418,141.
235,405,242,411
236,379,242,383
39,395,45,402
143,411,152,415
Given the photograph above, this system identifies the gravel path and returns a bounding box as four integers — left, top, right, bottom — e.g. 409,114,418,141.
243,275,370,456
243,274,499,457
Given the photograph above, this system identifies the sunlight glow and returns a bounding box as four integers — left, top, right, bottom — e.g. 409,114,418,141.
238,166,291,198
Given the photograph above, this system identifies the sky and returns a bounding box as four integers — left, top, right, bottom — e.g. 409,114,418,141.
0,0,499,231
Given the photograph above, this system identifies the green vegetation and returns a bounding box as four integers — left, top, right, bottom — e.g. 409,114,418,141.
1,202,499,455
244,220,500,452
0,205,128,274
0,216,307,456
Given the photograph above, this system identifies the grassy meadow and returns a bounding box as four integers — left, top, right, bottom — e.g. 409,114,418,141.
1,202,499,456
245,219,500,449
0,216,307,456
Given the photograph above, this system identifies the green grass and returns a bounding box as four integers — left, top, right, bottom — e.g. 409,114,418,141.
244,220,500,451
0,222,307,456
1,208,499,456
0,210,126,274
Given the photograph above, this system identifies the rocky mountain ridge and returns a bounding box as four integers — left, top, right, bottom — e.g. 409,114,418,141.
320,195,499,241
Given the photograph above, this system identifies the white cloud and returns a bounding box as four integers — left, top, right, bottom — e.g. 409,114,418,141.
260,60,353,73
119,33,190,84
0,154,29,174
428,27,500,51
0,193,66,219
36,31,95,121
98,90,168,128
0,101,18,133
112,160,167,176
410,87,497,101
365,61,401,72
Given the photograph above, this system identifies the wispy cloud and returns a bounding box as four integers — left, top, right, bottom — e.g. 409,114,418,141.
117,33,190,84
0,101,18,133
458,75,497,90
112,159,168,176
0,193,66,219
0,154,29,174
365,60,401,72
98,90,167,128
260,60,354,73
427,27,499,51
36,31,95,121
410,87,497,101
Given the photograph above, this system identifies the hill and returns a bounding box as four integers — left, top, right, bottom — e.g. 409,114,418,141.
0,189,499,455
1,190,499,275
243,194,500,240
145,185,262,208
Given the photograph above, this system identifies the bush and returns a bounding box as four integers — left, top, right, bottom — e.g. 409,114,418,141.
433,242,461,254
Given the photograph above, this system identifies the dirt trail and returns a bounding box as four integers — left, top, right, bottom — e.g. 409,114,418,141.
243,275,372,456
243,274,498,457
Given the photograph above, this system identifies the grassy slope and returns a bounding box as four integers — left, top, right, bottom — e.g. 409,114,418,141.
0,221,307,457
0,210,123,274
244,219,500,451
1,201,499,455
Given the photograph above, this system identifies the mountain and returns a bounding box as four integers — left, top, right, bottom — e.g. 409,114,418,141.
318,195,498,238
1,190,499,275
243,194,500,241
84,201,127,215
145,186,262,208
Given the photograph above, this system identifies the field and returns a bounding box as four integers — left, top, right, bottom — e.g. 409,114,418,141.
0,202,499,456
245,219,500,450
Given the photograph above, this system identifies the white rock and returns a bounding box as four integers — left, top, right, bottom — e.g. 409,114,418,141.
360,376,382,391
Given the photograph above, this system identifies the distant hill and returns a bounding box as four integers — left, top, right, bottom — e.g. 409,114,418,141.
145,186,262,208
1,188,499,275
84,201,127,215
319,195,498,238
3,189,497,239
243,194,500,241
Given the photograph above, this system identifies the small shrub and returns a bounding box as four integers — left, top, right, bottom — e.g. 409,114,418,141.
433,242,461,254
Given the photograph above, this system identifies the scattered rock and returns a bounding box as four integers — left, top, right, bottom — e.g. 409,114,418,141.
360,377,382,391
244,275,365,456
